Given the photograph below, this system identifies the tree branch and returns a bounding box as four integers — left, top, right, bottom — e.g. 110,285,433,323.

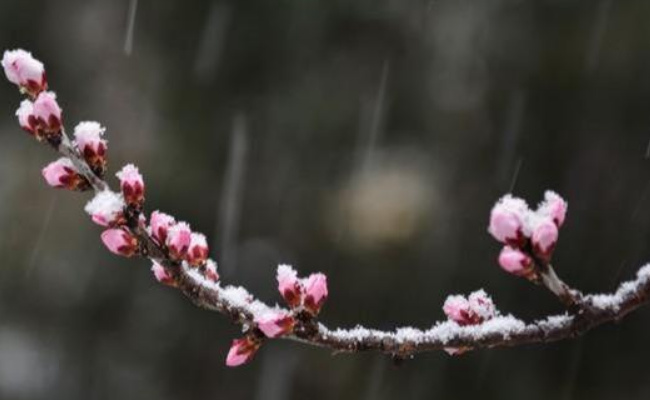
4,48,650,365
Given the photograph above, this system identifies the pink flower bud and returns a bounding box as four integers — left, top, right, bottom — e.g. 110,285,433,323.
74,121,107,175
303,273,328,315
443,295,475,326
84,190,125,227
444,290,496,326
42,158,86,190
2,49,47,95
498,246,534,277
204,259,220,282
16,100,37,135
150,211,175,244
100,228,138,257
225,337,260,367
32,91,62,133
186,232,209,266
166,222,191,260
531,219,558,260
488,195,528,245
538,191,567,228
116,164,145,207
151,261,175,286
255,311,295,338
277,264,302,308
468,290,496,321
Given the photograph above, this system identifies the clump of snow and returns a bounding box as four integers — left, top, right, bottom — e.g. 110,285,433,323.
84,190,125,224
587,264,650,312
637,264,650,280
536,314,573,331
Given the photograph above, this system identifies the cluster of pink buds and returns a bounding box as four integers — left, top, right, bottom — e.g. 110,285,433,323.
443,290,497,355
16,91,63,144
277,264,328,316
225,265,329,367
488,191,567,279
2,50,93,190
149,212,212,268
83,165,148,257
443,289,496,326
3,51,64,144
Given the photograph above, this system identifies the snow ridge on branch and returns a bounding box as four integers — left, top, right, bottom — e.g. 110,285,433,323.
3,49,650,367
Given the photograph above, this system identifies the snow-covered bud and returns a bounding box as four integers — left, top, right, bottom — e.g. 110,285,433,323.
42,158,87,190
16,100,37,135
116,164,144,208
84,190,125,227
150,211,175,245
255,311,295,338
74,121,107,175
226,336,261,367
166,222,191,260
151,261,175,286
2,49,47,95
468,290,496,321
531,219,558,260
488,195,527,245
538,191,567,228
443,295,476,326
204,259,219,282
277,264,302,308
186,232,208,266
100,228,138,257
444,290,496,326
498,246,534,278
32,91,62,134
303,273,328,315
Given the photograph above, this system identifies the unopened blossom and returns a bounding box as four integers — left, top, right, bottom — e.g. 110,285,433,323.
32,91,62,134
101,228,138,257
303,273,328,315
2,49,47,95
166,222,191,260
116,164,144,207
204,259,219,282
150,211,175,245
255,311,295,338
74,121,107,175
537,191,567,228
443,290,496,326
42,158,86,190
186,232,209,266
498,246,534,278
531,219,559,260
16,100,36,135
488,195,528,245
468,290,496,320
84,190,125,227
151,261,175,286
226,337,260,367
277,264,302,308
443,295,476,326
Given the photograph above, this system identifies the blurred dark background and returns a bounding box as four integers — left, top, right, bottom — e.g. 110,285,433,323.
1,0,650,399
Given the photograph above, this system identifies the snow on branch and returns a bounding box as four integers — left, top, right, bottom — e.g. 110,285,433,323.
3,48,650,367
